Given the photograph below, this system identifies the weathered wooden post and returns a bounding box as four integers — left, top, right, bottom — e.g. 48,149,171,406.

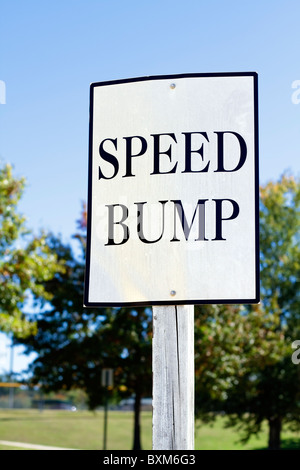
152,305,194,450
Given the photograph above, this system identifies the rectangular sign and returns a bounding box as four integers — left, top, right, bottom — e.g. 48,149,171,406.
84,73,259,307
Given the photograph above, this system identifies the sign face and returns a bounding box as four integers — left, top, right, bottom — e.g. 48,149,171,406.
84,73,259,307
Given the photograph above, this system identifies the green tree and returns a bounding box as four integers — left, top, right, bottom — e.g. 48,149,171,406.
254,175,300,448
0,163,63,338
195,175,300,450
20,228,152,450
260,175,300,337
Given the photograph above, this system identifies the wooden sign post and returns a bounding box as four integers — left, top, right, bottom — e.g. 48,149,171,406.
152,305,194,449
84,73,259,450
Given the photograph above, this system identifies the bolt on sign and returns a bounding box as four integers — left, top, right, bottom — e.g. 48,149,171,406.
84,73,259,307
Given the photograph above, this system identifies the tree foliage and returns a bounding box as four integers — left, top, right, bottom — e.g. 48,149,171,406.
260,175,300,334
195,175,300,449
0,163,64,337
20,226,152,449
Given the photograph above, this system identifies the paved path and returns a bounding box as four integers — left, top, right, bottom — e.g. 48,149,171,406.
0,439,77,450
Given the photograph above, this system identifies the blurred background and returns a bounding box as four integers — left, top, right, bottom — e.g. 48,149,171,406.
0,0,299,451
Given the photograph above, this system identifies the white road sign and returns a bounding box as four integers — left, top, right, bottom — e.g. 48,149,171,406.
84,73,259,307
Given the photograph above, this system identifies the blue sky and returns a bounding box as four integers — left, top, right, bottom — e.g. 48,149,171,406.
0,0,299,374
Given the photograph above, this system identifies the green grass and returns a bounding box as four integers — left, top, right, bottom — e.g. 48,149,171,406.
0,409,299,450
195,420,300,450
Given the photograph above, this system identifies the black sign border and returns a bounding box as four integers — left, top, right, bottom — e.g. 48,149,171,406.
84,72,260,307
